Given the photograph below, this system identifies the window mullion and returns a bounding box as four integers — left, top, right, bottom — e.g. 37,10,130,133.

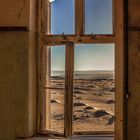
46,0,51,34
75,0,85,35
64,42,74,137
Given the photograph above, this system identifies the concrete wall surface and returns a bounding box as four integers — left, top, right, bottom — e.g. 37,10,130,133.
0,32,27,140
0,31,37,140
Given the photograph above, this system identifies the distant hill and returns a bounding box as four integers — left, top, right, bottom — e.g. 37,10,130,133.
51,70,114,80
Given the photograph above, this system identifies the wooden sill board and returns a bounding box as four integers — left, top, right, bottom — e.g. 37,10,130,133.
18,135,114,140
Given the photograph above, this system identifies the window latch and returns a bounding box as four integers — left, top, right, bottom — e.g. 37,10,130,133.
62,32,66,40
91,33,96,39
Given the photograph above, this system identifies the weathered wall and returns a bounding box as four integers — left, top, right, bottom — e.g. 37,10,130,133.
0,32,29,140
0,0,29,27
0,0,37,140
127,0,140,139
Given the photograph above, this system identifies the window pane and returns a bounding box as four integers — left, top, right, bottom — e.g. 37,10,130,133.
85,0,113,34
50,0,75,34
46,46,65,88
45,89,65,133
51,46,65,88
73,44,115,132
45,46,65,133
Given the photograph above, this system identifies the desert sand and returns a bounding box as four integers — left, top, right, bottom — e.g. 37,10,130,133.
46,71,115,133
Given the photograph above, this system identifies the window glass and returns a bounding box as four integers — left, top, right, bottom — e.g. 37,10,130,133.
45,89,64,132
85,0,113,34
50,0,75,34
45,46,65,133
73,44,115,132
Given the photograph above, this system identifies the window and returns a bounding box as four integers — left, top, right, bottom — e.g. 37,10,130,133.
38,0,126,139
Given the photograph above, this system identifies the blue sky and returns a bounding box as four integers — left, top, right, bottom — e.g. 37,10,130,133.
85,0,112,34
50,0,114,71
51,0,75,34
51,44,114,71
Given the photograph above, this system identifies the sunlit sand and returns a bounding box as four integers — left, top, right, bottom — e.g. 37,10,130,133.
46,71,115,133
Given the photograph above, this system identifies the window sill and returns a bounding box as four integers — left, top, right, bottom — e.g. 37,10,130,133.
18,135,114,140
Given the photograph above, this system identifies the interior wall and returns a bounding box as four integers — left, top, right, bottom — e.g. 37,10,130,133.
0,0,29,27
0,0,37,140
0,32,29,140
127,0,140,139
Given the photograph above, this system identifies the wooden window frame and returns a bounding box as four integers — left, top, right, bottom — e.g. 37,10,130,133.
37,0,126,139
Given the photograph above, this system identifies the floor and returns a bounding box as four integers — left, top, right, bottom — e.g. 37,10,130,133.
18,135,114,140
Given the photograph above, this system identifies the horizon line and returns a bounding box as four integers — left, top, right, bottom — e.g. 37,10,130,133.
51,70,115,71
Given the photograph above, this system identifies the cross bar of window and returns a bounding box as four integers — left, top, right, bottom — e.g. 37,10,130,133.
42,35,114,45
